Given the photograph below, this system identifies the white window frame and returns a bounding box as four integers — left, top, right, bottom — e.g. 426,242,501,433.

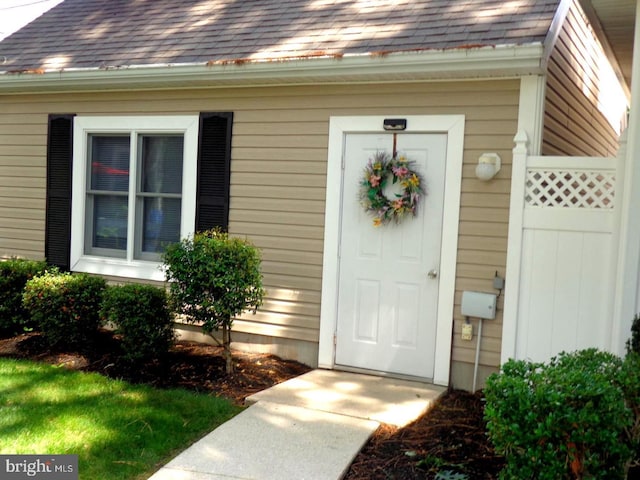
71,116,199,281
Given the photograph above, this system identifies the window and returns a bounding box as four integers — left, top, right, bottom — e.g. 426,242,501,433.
42,114,232,281
85,133,184,260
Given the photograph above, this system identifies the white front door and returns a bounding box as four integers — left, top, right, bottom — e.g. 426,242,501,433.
334,132,447,379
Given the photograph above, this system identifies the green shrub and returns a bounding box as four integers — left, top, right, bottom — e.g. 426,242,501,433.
22,271,106,350
627,314,640,356
100,284,176,365
163,229,265,373
0,258,50,337
619,353,640,475
484,349,632,480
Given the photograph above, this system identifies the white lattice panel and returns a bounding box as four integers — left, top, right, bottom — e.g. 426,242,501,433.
525,169,615,208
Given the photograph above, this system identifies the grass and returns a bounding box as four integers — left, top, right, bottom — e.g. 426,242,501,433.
0,358,242,480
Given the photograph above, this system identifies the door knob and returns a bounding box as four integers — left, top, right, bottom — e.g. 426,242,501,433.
427,269,438,279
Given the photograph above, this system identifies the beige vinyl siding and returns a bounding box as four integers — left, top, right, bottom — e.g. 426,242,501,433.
0,111,46,257
543,0,625,156
0,79,518,383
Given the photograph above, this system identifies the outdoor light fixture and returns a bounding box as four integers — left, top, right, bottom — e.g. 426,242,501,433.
475,153,501,181
383,118,407,131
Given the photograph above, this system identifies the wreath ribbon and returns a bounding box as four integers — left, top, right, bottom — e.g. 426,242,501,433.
359,151,425,226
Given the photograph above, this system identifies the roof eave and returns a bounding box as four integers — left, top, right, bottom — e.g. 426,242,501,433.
0,44,545,94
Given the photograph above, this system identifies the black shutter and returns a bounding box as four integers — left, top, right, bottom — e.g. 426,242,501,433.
196,112,232,232
45,114,75,270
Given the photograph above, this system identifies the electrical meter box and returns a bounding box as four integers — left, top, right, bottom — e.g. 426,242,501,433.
461,291,497,320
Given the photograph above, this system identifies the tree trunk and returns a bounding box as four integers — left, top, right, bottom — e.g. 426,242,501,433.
223,324,233,374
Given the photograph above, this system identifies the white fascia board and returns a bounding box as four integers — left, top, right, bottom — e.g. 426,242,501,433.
0,43,544,93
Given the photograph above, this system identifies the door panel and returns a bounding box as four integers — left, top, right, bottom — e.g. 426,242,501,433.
335,132,447,379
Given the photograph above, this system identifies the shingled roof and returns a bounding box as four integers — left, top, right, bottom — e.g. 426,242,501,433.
0,0,560,72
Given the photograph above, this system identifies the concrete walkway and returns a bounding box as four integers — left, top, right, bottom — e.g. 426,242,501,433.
148,369,445,480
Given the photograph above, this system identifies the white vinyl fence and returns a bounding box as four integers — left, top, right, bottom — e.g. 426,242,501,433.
503,132,620,363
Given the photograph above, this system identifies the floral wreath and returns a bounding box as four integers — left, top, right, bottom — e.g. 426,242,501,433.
359,151,425,226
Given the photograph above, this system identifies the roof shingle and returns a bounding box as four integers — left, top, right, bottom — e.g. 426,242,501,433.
0,0,561,72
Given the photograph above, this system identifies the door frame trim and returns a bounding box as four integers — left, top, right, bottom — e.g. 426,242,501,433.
318,115,465,386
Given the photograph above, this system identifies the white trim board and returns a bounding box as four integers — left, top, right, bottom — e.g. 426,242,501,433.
71,115,199,282
318,115,465,387
501,74,547,363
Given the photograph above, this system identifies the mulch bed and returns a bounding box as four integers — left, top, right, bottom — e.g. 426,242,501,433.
0,330,311,405
0,331,504,478
345,389,504,479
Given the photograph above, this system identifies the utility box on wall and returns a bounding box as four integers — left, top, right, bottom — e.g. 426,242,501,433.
461,291,497,320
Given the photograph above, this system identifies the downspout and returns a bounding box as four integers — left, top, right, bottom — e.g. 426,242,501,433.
612,0,640,355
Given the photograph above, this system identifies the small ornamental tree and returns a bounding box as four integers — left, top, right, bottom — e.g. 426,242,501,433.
163,229,265,374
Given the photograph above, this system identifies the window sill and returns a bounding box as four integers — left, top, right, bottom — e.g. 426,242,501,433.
71,256,166,282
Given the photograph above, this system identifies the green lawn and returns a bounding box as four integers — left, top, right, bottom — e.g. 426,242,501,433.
0,358,242,480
